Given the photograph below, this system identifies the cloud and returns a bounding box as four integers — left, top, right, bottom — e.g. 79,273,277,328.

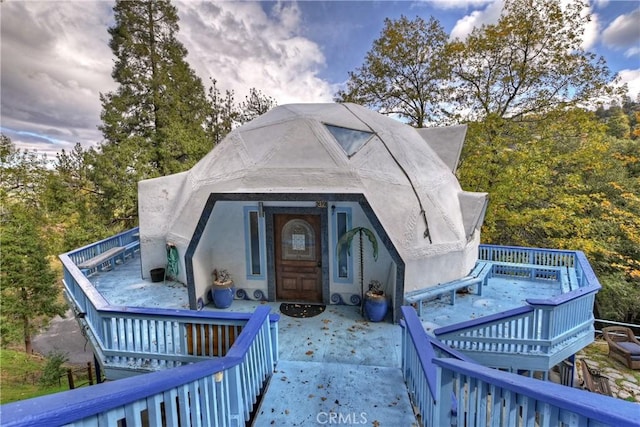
175,1,334,104
450,0,599,50
0,1,116,152
428,0,494,10
602,8,640,57
592,0,609,10
449,0,503,40
1,1,334,154
616,69,640,99
579,4,599,50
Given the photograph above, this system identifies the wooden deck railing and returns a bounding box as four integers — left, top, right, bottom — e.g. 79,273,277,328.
1,306,275,427
479,244,577,268
401,306,638,427
0,232,280,426
434,246,599,373
60,251,279,373
66,227,140,274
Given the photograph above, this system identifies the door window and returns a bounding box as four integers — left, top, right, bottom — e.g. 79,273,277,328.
282,219,316,261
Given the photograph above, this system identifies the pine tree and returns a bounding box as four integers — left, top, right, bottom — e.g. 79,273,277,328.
95,0,211,224
0,136,65,353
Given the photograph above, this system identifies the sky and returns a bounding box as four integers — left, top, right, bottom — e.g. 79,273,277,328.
1,0,639,156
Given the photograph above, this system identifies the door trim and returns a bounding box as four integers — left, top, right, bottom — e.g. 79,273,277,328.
265,206,329,304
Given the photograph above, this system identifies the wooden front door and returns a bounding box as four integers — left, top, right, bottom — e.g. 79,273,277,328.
274,214,322,302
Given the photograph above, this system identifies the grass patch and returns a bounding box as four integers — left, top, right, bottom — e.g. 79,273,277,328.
579,338,640,402
0,348,72,404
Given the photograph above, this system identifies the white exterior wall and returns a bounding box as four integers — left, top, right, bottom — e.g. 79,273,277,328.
138,172,189,282
136,103,487,312
182,200,395,307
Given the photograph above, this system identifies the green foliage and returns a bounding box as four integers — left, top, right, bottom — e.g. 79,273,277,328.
93,1,278,225
0,202,66,352
0,136,67,351
336,227,379,306
336,15,450,127
95,0,212,224
206,78,238,146
448,0,618,122
459,108,640,322
39,351,68,387
596,273,640,323
238,88,277,125
336,227,379,262
206,80,278,145
0,349,70,403
0,134,50,208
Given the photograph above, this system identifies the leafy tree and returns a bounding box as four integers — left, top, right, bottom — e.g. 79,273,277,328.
39,351,68,387
205,80,278,145
335,15,450,127
459,109,640,322
448,0,618,124
95,0,211,225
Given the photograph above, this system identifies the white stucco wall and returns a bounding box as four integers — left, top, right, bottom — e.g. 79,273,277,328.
136,103,487,309
138,172,189,282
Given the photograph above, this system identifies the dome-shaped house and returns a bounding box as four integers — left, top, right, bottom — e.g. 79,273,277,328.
138,103,488,321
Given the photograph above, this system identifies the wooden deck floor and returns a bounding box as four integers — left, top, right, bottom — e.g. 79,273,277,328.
85,254,565,426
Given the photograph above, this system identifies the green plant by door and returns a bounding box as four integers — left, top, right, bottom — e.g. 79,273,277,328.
336,227,379,313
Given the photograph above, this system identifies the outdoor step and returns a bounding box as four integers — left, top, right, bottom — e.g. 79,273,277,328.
252,360,417,426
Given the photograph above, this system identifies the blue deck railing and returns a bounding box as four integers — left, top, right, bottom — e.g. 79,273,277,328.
401,306,638,427
60,239,279,374
2,306,275,427
434,246,599,373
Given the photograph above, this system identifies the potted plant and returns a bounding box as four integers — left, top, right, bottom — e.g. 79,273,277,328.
336,227,386,320
210,269,234,309
364,279,388,322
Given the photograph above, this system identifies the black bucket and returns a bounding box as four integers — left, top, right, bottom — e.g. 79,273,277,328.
150,268,165,283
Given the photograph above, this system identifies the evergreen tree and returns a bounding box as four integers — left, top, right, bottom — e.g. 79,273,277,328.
95,0,211,224
205,79,238,146
0,202,65,353
238,87,277,124
0,136,65,352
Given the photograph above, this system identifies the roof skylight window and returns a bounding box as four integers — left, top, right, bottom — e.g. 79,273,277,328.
325,124,373,157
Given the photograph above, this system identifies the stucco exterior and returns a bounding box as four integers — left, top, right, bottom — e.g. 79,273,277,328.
138,103,487,320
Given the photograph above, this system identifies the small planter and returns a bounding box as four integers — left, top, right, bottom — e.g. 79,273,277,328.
150,268,165,283
210,280,234,309
363,291,388,322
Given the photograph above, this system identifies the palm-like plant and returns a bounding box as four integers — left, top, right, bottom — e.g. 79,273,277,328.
336,227,379,313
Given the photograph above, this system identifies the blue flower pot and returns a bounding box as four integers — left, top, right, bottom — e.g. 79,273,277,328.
364,292,388,322
211,282,234,309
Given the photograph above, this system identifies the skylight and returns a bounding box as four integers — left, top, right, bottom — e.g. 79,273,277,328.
325,124,373,157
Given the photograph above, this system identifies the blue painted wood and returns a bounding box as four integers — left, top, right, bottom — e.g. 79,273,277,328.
1,306,276,427
405,261,492,315
432,247,601,374
401,306,639,427
435,358,640,427
434,305,534,336
63,239,281,380
68,228,140,273
17,232,618,426
479,244,577,268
